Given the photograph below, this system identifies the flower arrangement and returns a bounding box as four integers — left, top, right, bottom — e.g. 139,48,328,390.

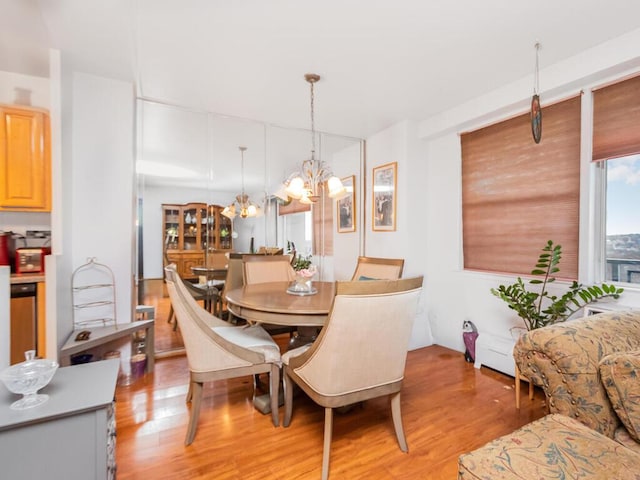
292,254,316,278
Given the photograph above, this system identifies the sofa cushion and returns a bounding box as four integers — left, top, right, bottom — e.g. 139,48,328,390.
458,414,640,479
614,426,640,454
599,350,640,442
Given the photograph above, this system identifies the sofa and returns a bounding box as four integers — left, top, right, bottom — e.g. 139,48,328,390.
458,310,640,479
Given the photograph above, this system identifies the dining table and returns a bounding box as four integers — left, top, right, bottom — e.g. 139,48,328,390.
224,280,335,329
225,280,336,415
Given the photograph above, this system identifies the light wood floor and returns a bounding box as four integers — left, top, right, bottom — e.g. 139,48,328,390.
117,283,547,479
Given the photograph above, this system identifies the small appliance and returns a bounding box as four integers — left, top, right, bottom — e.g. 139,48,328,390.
15,247,50,274
0,231,16,271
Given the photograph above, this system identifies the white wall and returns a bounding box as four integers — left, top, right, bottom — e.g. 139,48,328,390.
417,28,640,354
70,72,134,326
365,121,434,349
0,69,49,107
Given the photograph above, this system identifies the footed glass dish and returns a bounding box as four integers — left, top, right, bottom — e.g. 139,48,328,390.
1,350,59,410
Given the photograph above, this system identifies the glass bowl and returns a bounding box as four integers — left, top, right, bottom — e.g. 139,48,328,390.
0,350,59,410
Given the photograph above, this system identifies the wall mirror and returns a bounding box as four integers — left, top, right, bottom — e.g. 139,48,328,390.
136,99,364,354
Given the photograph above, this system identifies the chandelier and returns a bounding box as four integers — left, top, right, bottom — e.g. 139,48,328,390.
222,146,260,219
279,73,345,204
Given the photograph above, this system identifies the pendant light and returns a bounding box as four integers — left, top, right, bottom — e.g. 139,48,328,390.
222,146,260,219
279,73,345,204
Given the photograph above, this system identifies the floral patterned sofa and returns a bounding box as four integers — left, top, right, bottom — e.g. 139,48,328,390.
458,310,640,479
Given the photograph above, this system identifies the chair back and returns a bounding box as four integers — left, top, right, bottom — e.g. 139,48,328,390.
351,256,404,280
289,276,423,396
164,264,264,371
243,255,296,285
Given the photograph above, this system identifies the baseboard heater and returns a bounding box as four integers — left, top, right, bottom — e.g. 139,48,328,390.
474,333,516,377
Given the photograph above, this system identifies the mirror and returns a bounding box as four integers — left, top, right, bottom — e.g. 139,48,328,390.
136,99,364,354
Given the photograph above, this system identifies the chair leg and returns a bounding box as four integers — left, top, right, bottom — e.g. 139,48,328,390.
270,364,280,427
185,381,203,446
186,381,193,403
390,391,408,452
283,370,294,427
321,407,333,480
167,305,174,323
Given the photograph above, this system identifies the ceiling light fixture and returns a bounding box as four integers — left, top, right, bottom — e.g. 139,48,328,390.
222,146,260,219
278,73,345,204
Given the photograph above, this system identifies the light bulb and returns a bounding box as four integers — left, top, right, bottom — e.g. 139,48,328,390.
327,176,346,198
286,176,305,199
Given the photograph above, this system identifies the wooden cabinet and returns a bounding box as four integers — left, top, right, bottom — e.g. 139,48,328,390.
206,204,233,251
0,105,51,211
163,203,232,278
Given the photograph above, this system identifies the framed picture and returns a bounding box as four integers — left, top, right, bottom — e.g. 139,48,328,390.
337,175,356,233
372,162,397,231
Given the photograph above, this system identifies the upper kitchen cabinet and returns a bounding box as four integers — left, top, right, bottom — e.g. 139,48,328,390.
0,105,51,212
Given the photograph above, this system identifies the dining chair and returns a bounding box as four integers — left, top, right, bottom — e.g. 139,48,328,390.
282,276,424,480
164,264,282,445
242,254,297,285
242,254,297,337
351,256,404,280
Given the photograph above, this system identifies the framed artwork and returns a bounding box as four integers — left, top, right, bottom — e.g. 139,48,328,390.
372,162,397,231
337,175,356,233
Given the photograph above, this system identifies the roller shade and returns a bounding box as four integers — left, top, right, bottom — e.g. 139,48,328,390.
593,74,640,162
461,95,581,278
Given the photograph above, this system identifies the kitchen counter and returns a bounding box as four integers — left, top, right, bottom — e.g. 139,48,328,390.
10,273,45,284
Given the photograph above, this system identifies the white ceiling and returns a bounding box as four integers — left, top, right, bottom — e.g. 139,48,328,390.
4,0,640,139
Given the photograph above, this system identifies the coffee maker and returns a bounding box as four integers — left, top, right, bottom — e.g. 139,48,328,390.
0,231,16,271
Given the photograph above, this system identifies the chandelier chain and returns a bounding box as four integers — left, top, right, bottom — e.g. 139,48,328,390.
310,80,316,159
534,42,540,95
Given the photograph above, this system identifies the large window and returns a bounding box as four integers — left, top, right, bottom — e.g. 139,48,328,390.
461,96,582,278
593,75,640,285
602,155,640,284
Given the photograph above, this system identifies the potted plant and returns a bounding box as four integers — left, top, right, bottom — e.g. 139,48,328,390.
291,253,317,293
491,240,624,331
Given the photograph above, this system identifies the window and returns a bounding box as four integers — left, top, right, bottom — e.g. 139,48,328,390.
602,154,640,284
593,75,640,285
461,95,582,277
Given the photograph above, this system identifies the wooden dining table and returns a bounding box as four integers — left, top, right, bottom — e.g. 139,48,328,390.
225,281,335,328
225,280,336,415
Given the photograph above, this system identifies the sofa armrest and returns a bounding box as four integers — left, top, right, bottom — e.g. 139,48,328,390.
514,310,640,438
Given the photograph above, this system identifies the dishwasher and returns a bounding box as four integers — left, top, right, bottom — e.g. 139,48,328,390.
10,283,37,365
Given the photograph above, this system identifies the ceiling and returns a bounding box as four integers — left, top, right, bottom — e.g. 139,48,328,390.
4,0,640,140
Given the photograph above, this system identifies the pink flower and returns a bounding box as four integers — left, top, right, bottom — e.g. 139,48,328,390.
296,265,317,278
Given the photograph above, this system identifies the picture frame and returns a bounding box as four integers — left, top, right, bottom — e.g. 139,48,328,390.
337,175,356,233
372,162,397,231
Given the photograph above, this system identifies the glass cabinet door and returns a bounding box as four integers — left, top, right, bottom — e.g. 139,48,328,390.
163,206,180,250
182,204,199,251
219,214,232,250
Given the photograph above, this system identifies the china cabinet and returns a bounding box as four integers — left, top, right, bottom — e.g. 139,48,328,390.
0,105,51,211
162,203,232,278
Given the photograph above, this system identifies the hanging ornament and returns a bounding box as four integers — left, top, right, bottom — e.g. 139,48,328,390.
531,42,542,144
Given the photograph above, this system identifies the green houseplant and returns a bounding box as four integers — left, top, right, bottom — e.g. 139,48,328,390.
491,240,624,330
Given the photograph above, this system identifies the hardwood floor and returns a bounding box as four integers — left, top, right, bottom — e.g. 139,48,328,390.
116,289,548,479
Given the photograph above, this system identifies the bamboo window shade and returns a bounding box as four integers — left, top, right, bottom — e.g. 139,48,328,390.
461,95,581,278
593,74,640,162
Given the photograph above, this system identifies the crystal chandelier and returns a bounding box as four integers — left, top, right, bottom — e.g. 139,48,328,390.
279,73,345,204
222,146,260,219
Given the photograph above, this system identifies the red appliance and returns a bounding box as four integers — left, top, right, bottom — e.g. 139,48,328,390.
0,232,16,271
15,247,51,274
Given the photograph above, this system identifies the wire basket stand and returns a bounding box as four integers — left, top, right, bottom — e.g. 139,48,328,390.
72,257,117,329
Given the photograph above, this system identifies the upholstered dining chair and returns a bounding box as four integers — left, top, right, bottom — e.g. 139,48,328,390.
282,276,423,480
351,256,404,281
242,254,297,285
242,254,297,337
164,264,282,445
